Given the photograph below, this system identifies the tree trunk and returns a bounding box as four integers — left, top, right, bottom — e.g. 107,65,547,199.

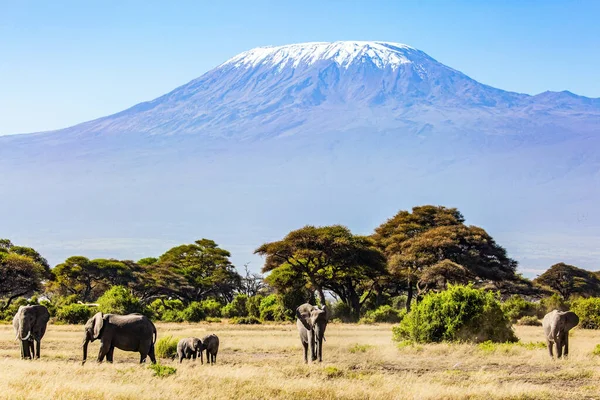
406,284,413,312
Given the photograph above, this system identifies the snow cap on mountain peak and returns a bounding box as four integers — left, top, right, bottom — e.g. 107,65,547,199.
222,41,420,70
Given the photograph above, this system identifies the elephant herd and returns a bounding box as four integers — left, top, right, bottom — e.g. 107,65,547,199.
10,303,579,365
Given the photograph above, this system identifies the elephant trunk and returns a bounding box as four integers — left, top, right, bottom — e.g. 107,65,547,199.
549,319,560,342
82,338,89,365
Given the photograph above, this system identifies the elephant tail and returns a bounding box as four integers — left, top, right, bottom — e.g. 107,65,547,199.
152,326,157,344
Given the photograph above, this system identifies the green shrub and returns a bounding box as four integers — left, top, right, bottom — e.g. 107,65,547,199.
330,301,356,323
246,295,264,318
180,302,205,322
592,344,600,356
155,335,178,359
0,298,29,321
56,304,93,324
148,299,185,322
348,344,373,353
221,294,248,318
361,305,405,324
148,363,177,377
97,286,146,315
230,316,261,324
259,294,286,321
392,284,517,344
501,295,538,323
538,294,569,317
390,295,408,311
516,316,542,326
570,297,600,329
200,299,223,318
205,317,221,323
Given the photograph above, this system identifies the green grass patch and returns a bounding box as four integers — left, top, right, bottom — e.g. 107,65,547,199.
149,363,177,378
592,344,600,356
155,335,179,359
348,344,374,353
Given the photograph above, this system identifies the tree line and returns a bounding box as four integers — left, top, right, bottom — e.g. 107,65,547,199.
1,205,599,323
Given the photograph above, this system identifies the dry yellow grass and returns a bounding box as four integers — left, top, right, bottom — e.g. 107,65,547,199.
0,321,599,399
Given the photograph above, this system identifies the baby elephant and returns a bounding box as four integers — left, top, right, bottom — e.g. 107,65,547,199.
202,334,219,365
177,337,204,364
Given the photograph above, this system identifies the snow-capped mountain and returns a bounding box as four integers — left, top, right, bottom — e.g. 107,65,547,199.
1,41,599,274
21,40,598,140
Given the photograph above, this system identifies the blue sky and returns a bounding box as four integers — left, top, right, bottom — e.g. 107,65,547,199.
1,0,599,135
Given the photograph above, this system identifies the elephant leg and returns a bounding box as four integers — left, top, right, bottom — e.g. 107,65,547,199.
546,340,554,358
97,340,111,362
213,353,216,364
556,339,563,359
308,331,316,362
564,334,569,357
148,344,157,365
200,351,203,365
302,341,308,364
20,340,30,360
35,339,41,359
317,336,323,362
192,351,197,360
26,341,34,359
106,346,115,363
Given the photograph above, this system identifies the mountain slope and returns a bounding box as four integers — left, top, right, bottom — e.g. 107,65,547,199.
0,41,599,274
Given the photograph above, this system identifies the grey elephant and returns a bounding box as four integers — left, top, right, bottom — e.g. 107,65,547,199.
12,305,50,360
82,312,157,364
202,334,219,365
177,337,204,364
542,309,579,359
296,303,327,363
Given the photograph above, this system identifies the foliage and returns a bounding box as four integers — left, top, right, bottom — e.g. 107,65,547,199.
0,241,48,310
148,299,185,322
221,294,248,318
0,297,29,321
538,293,569,316
158,239,241,303
516,316,541,326
360,305,405,324
533,263,600,299
97,286,146,315
230,316,261,324
392,284,517,343
179,302,205,322
200,299,223,318
56,304,93,324
148,363,177,378
569,297,600,329
501,295,538,323
390,295,408,310
205,317,221,323
246,295,263,318
258,294,286,321
331,301,356,322
155,335,179,359
256,225,386,318
348,344,374,353
592,344,600,356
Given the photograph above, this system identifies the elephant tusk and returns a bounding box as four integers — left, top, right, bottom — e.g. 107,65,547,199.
22,331,31,341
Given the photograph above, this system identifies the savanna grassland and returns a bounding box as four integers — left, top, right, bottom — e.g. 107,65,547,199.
1,322,600,400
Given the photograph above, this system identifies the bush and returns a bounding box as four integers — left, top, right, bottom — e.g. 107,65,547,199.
200,299,223,318
97,286,146,315
330,302,355,323
56,304,93,324
390,295,408,311
570,297,600,329
538,294,569,317
148,299,185,322
0,298,29,321
206,317,221,323
230,316,261,324
221,294,248,318
360,305,405,324
246,295,264,318
149,363,177,377
259,294,286,321
180,302,205,322
516,316,542,326
392,284,517,344
501,295,538,323
155,335,178,359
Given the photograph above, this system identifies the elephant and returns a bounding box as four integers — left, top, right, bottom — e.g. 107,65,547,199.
296,303,327,363
12,305,50,360
177,337,204,364
201,334,219,365
82,312,157,364
542,309,579,359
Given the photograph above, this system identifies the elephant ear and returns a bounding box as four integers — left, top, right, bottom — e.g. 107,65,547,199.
310,308,326,327
564,311,580,330
296,304,313,331
92,312,104,339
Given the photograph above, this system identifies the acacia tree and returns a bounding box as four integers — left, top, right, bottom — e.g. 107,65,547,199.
158,239,241,303
0,239,48,310
255,225,386,318
533,263,600,299
374,206,519,310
